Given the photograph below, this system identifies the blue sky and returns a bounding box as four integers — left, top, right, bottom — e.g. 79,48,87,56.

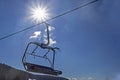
0,0,120,80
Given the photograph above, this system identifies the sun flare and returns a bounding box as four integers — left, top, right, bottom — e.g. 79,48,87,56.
29,4,50,23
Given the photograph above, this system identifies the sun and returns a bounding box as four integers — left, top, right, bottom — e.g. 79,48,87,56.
29,4,50,23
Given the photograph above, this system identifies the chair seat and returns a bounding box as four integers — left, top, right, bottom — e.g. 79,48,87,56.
24,62,62,75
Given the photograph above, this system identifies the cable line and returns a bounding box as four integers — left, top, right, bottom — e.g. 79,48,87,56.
0,0,98,41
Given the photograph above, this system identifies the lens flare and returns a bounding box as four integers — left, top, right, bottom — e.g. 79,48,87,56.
29,4,50,23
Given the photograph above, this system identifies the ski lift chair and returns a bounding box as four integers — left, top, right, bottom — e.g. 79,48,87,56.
22,42,62,76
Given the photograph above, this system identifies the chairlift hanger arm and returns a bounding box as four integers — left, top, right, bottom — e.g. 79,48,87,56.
42,23,50,47
29,23,51,49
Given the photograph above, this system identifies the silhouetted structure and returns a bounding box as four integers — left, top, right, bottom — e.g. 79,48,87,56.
0,63,68,80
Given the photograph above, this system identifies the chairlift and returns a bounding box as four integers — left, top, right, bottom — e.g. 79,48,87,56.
22,23,62,76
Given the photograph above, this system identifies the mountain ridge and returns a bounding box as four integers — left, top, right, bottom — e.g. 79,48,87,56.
0,63,68,80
